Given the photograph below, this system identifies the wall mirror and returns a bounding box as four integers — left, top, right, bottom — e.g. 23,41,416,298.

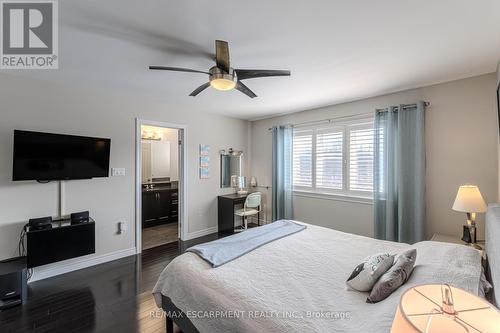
220,149,243,188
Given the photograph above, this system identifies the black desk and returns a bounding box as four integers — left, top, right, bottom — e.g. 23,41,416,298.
217,193,248,235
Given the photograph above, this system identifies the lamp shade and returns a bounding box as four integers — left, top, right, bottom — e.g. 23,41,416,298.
391,284,500,333
452,185,487,213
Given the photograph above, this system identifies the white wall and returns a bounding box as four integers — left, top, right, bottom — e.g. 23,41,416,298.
0,74,249,262
251,73,498,240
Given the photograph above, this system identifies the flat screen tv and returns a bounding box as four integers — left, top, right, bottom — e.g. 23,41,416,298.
13,130,111,181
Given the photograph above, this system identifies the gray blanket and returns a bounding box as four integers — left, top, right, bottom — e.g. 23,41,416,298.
186,220,306,267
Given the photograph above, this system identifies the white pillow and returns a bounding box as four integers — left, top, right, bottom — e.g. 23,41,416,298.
346,253,394,291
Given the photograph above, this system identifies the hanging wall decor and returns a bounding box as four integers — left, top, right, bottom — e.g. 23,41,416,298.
199,144,210,179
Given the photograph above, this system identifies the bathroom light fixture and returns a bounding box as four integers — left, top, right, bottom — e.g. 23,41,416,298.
141,131,162,141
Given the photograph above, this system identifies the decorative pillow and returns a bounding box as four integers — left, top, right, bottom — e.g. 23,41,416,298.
346,253,394,292
366,249,417,303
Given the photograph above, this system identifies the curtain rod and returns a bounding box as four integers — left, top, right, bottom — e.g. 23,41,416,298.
267,101,430,131
375,101,430,113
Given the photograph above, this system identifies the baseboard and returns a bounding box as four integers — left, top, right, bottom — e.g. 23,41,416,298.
185,226,218,240
30,247,137,282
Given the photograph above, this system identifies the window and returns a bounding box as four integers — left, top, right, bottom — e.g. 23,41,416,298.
292,131,313,187
292,117,374,198
316,129,343,190
349,126,374,192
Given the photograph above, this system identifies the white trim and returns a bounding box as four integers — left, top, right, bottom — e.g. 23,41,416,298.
293,190,373,205
30,247,136,282
135,119,189,254
185,226,218,240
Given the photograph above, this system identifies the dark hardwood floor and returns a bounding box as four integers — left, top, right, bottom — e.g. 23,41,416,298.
0,233,220,333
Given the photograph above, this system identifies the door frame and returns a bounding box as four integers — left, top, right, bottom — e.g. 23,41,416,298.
135,118,188,253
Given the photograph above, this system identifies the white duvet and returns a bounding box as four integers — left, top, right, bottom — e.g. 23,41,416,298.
153,223,483,333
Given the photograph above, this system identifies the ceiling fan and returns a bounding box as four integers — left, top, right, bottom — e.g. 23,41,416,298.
149,40,291,98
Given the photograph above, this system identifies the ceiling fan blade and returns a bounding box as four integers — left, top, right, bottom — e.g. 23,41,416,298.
189,82,211,96
235,81,257,98
235,69,291,80
215,40,230,73
149,66,209,74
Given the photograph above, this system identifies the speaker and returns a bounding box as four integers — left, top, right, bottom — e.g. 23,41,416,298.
0,256,27,311
29,216,52,231
70,211,89,225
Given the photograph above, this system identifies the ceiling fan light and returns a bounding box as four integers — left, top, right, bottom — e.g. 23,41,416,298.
210,78,236,91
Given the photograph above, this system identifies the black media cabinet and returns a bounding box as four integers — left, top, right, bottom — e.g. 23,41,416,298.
27,218,95,268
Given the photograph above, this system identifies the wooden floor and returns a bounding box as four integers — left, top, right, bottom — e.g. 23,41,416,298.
142,223,178,251
0,233,219,333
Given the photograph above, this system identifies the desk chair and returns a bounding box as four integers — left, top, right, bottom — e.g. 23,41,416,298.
234,192,261,231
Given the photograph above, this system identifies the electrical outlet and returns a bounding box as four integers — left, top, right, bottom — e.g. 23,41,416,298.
112,168,126,176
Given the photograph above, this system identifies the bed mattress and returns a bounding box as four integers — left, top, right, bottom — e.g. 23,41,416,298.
153,222,483,333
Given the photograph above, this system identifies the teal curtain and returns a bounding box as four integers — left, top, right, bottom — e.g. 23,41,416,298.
374,101,426,243
272,125,293,221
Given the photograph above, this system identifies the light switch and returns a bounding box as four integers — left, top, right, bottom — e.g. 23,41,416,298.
112,168,126,176
118,221,126,234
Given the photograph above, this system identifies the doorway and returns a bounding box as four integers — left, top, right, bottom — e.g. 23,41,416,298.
135,119,188,253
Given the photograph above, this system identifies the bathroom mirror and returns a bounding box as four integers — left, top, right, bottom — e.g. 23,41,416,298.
220,150,242,188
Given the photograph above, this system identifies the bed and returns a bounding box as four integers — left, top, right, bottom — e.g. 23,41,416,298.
153,206,500,333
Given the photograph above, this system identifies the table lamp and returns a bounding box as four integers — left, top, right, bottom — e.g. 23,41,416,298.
452,185,487,249
249,176,258,188
391,284,500,332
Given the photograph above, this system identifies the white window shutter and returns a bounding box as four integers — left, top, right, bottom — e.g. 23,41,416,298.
292,131,313,187
316,129,343,190
349,126,374,192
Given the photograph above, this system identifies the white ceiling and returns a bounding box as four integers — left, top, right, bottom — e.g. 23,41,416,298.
5,0,500,120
